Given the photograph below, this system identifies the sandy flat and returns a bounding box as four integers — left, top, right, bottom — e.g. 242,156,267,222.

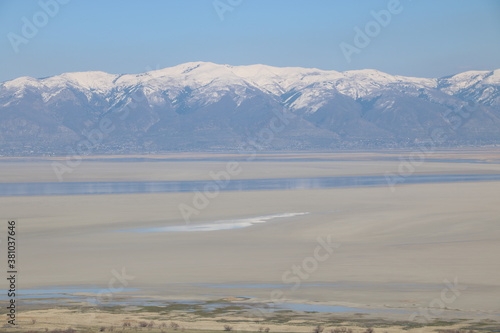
1,151,500,330
2,151,500,183
1,181,499,318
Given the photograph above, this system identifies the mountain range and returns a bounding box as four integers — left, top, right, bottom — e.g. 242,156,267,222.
1,62,499,155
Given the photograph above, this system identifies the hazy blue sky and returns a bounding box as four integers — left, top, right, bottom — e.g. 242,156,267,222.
0,0,499,82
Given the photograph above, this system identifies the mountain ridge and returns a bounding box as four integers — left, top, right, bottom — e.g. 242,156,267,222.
1,62,499,155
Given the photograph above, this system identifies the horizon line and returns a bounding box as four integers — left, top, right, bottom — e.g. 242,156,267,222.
2,61,500,83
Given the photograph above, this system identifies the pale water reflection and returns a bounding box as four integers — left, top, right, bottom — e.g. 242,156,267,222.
2,173,500,196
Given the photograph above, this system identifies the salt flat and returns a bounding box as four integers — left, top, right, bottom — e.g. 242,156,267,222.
2,150,500,183
1,151,499,325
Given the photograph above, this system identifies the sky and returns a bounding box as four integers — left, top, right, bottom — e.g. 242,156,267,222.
0,0,499,82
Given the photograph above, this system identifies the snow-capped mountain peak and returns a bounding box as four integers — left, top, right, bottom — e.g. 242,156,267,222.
0,63,499,154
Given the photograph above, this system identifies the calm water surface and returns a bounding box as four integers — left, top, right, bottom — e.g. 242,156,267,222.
1,173,500,196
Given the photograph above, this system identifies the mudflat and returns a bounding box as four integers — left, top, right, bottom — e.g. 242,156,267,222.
1,150,499,331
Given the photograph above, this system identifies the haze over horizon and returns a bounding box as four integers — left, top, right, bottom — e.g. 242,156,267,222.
1,0,499,82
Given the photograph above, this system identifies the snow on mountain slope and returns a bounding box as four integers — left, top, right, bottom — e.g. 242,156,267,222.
1,61,498,126
439,70,491,94
3,71,118,91
1,62,500,154
4,62,495,107
0,62,425,98
438,70,500,106
484,69,500,85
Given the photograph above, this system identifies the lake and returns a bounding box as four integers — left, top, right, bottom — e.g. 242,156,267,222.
1,173,500,196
